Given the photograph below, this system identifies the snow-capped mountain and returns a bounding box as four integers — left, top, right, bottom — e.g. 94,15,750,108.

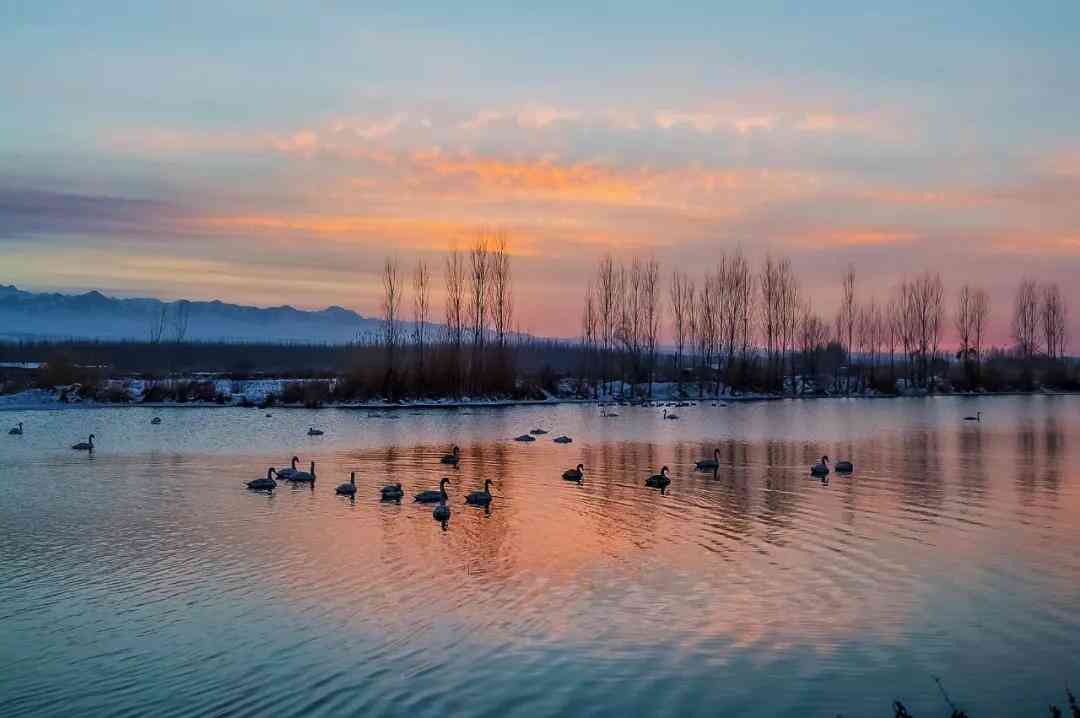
0,285,387,343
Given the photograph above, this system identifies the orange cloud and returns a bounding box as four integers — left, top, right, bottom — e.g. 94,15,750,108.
794,228,919,249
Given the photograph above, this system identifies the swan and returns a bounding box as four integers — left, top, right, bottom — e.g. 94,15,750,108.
72,434,95,451
381,482,404,501
150,417,162,425
336,471,357,495
645,466,671,488
440,446,460,465
553,435,573,444
695,448,721,470
811,456,830,476
307,427,324,436
247,468,278,491
530,428,548,435
562,464,584,481
8,422,23,435
415,477,451,503
277,456,301,480
514,433,536,442
663,408,679,420
964,412,982,422
835,460,854,473
465,479,494,506
433,498,451,522
288,461,316,483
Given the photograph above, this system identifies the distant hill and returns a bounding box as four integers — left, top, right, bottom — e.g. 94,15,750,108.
0,285,388,344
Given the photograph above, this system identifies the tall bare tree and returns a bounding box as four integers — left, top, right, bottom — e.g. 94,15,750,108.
581,281,598,397
444,243,466,394
173,300,191,342
641,258,661,397
669,270,694,394
381,257,401,359
837,264,857,394
412,258,430,386
972,288,990,377
955,284,984,386
596,254,618,396
488,231,514,352
1040,282,1068,359
1013,278,1041,361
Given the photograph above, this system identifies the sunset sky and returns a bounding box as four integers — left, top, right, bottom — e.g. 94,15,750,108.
3,2,1079,342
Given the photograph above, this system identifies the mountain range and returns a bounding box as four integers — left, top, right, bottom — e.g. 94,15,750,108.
0,285,387,344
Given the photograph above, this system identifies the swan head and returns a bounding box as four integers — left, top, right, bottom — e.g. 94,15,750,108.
292,456,300,468
89,434,96,442
821,455,829,464
577,464,584,472
484,479,493,491
661,465,670,476
440,477,451,488
267,467,277,478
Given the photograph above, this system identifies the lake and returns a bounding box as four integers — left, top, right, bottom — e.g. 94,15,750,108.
1,396,1078,716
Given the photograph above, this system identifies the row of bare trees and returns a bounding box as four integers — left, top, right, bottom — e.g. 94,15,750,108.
376,229,516,398
580,253,1072,399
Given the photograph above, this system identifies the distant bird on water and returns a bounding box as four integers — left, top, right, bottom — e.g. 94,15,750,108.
288,461,316,483
307,427,324,436
277,456,302,480
381,482,404,501
562,464,584,481
514,433,536,442
663,408,678,420
964,412,982,422
415,478,451,503
695,448,720,470
336,471,357,496
811,456,830,476
464,479,494,506
150,417,162,425
8,422,23,435
553,435,573,444
247,467,277,491
645,466,671,488
72,434,95,451
834,459,854,473
440,446,460,465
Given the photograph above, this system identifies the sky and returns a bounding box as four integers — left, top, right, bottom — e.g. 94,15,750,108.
3,1,1079,343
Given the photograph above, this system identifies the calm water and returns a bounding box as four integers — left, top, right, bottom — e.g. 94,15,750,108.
2,396,1079,716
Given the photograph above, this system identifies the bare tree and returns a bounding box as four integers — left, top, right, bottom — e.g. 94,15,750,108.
1013,278,1041,361
669,271,694,393
596,254,618,396
837,264,857,394
581,281,598,397
912,271,944,389
173,300,191,343
488,231,513,351
972,288,990,377
444,244,466,395
955,284,983,386
149,304,168,343
412,258,430,386
1040,282,1068,359
468,231,492,372
641,258,661,397
381,257,401,366
799,301,830,393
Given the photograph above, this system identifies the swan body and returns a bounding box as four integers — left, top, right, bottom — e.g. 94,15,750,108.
663,409,679,420
440,446,460,465
336,471,357,495
964,412,982,422
553,435,573,444
645,466,671,488
72,434,95,451
381,482,404,501
530,428,548,435
695,448,720,470
562,464,584,481
247,468,278,491
811,456,830,476
514,434,536,442
150,417,162,425
835,460,854,473
433,500,451,522
288,461,316,483
415,478,451,503
8,422,23,435
307,427,324,436
277,456,301,480
465,479,494,506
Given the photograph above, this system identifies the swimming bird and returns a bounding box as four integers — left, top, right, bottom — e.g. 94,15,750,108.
530,428,548,435
277,456,301,480
562,464,584,481
695,448,721,470
415,477,451,503
834,460,854,473
645,466,671,488
336,471,357,495
288,461,316,483
72,434,95,451
150,417,162,425
514,433,536,442
307,427,324,436
247,467,278,491
811,456,830,476
964,412,982,422
433,498,451,522
8,422,23,435
465,479,494,506
381,482,404,501
663,408,679,420
440,446,461,465
553,435,573,444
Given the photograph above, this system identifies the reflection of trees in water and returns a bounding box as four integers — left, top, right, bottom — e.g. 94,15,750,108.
1015,423,1038,506
1041,415,1063,495
758,440,800,547
956,428,987,506
897,428,945,516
